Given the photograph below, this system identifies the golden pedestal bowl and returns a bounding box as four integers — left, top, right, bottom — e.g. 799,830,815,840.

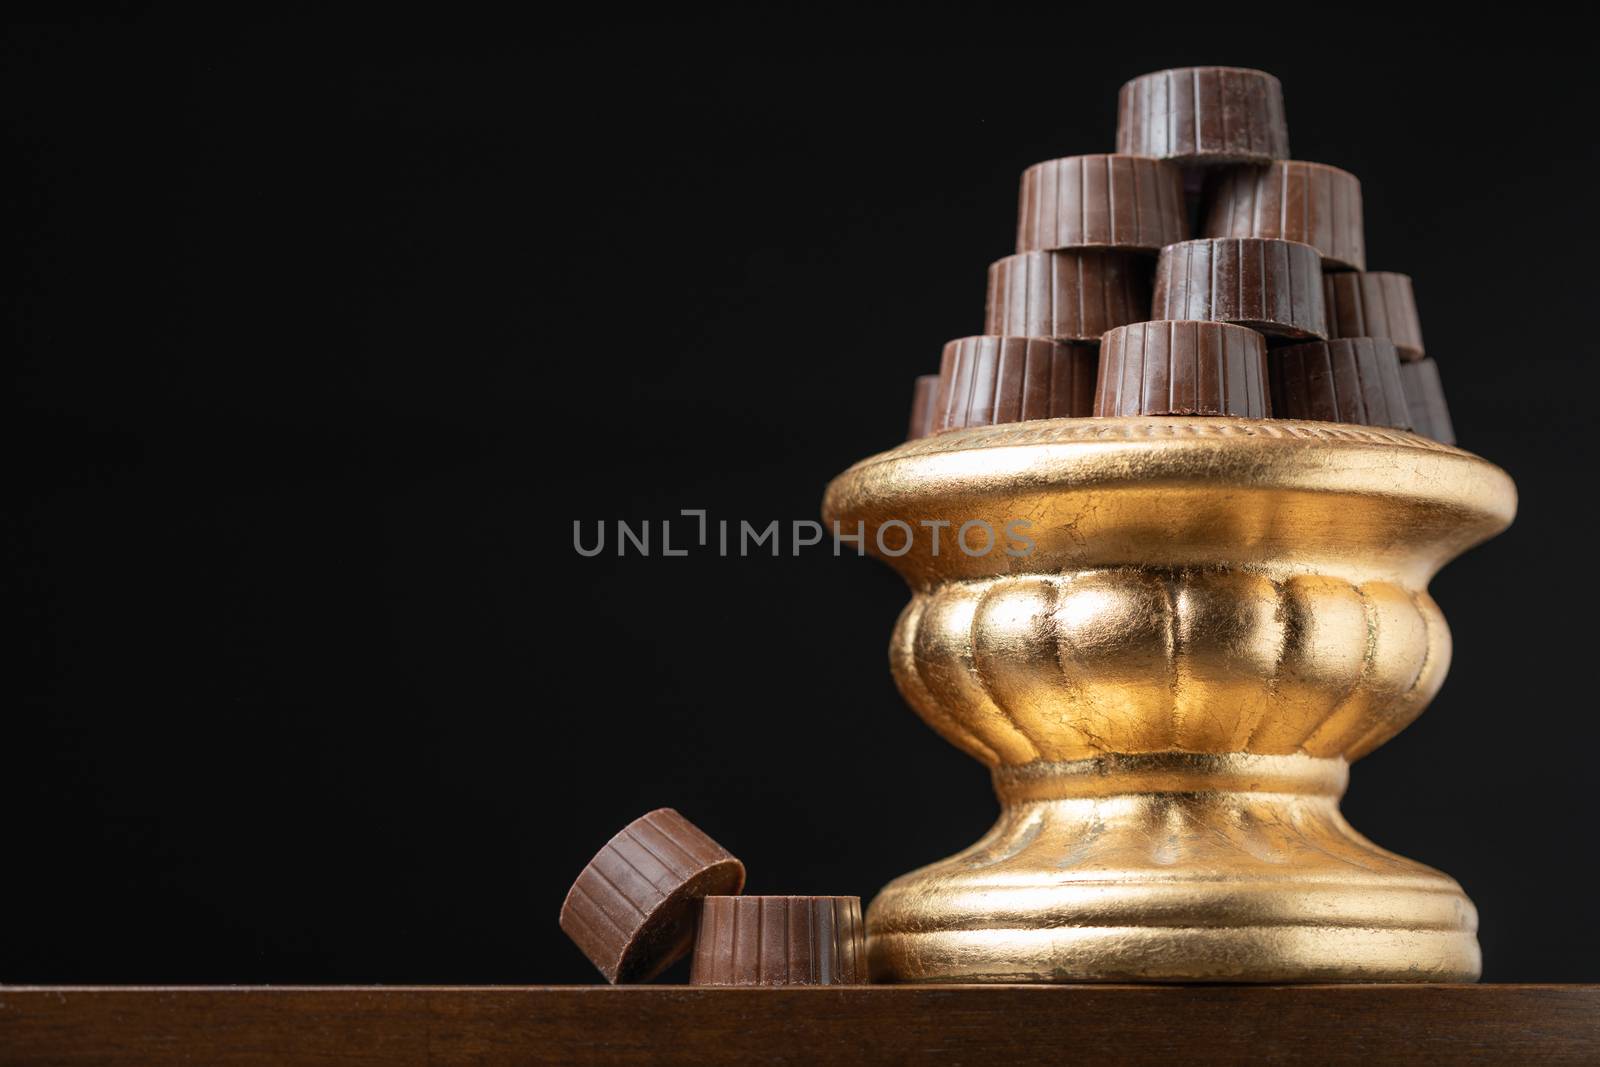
823,417,1516,983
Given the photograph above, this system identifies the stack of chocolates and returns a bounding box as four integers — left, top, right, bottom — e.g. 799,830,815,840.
907,66,1455,446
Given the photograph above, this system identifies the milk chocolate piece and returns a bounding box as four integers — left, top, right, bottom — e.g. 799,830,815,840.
1117,67,1289,165
985,250,1152,342
690,896,866,986
1324,271,1424,360
1203,161,1366,271
1094,320,1269,418
1269,338,1414,430
1153,237,1326,339
560,809,745,983
1399,358,1456,445
1016,155,1187,254
934,336,1097,432
907,374,939,440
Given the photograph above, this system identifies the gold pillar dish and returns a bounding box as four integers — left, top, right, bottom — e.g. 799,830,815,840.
822,417,1516,983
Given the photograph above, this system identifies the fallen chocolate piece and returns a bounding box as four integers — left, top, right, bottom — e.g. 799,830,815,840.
907,374,939,440
1324,271,1425,360
1095,320,1269,417
1153,237,1326,339
560,809,745,983
690,896,866,986
1202,161,1366,271
985,250,1152,342
1017,155,1187,254
1269,338,1414,430
1399,358,1456,445
934,336,1097,432
1117,67,1289,165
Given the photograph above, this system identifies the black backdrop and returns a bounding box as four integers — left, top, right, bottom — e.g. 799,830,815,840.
8,11,1597,983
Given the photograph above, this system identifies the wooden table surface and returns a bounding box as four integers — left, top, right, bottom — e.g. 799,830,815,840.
2,984,1597,1064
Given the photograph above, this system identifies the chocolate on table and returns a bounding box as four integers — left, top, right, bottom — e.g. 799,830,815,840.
1269,338,1414,430
934,336,1097,432
1016,155,1187,254
985,250,1152,342
560,809,746,983
1399,357,1456,445
1117,67,1289,165
1095,320,1270,418
1324,271,1425,360
1202,160,1366,271
907,374,939,440
690,896,867,986
1153,237,1326,339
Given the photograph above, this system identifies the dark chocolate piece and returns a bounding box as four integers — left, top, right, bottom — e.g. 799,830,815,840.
1117,67,1289,165
1094,320,1269,418
1016,155,1187,254
1153,237,1326,339
934,336,1097,432
1323,271,1424,360
690,896,866,986
1202,161,1366,271
985,250,1152,342
560,809,745,983
907,374,940,440
1399,358,1456,445
1269,338,1414,430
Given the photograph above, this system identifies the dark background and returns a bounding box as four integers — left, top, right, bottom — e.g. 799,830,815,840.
7,11,1596,983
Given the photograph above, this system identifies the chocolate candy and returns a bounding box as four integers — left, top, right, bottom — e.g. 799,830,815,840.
1095,320,1270,418
560,809,745,983
934,336,1097,432
907,374,939,440
1153,237,1326,339
985,250,1152,342
1324,271,1424,360
1399,358,1456,445
1117,67,1289,165
690,896,867,986
1016,155,1187,254
1202,161,1366,271
1269,338,1414,430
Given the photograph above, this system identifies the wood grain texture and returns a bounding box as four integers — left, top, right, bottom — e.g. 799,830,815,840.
1,985,1596,1065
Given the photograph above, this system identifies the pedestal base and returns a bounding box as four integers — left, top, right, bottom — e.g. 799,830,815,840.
866,753,1480,983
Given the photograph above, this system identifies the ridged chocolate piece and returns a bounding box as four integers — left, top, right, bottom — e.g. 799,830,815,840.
1399,358,1456,445
1095,320,1269,418
560,809,745,983
1016,155,1187,253
690,896,866,986
1324,271,1425,359
1117,67,1289,165
985,250,1152,342
1153,237,1326,339
1270,338,1414,430
1202,161,1366,271
934,336,1097,432
907,374,939,441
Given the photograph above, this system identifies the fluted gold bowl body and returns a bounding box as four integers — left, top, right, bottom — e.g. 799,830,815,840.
823,417,1515,982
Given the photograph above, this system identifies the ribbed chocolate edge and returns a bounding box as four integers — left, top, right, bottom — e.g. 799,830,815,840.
1094,320,1269,417
1202,161,1366,271
1116,67,1289,163
934,336,1097,432
559,809,746,983
907,374,940,440
985,250,1152,342
690,896,866,986
1323,271,1424,359
1016,155,1187,253
1399,358,1455,445
1153,238,1326,339
1269,338,1414,431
